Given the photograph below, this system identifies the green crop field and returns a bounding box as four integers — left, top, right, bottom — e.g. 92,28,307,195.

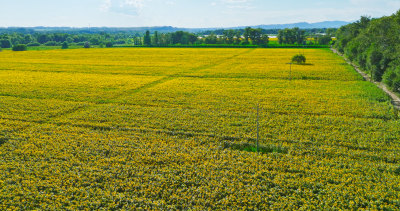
0,48,399,210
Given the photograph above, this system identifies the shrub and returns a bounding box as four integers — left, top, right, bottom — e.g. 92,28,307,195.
392,78,400,92
84,42,90,48
12,44,27,51
105,41,113,48
292,54,306,64
61,42,69,49
44,41,59,46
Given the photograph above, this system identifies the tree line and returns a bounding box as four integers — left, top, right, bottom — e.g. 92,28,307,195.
0,27,334,50
335,10,400,92
0,32,141,48
142,27,269,46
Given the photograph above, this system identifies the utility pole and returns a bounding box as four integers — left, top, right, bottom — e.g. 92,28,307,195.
286,62,293,80
256,104,260,153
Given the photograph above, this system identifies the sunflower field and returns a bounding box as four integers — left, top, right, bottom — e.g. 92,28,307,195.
0,48,399,210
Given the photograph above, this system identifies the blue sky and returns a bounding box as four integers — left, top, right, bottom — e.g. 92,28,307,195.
1,0,399,28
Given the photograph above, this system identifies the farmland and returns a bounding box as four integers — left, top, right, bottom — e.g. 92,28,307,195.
0,48,399,209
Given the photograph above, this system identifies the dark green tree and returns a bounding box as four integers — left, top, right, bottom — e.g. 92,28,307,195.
144,30,151,46
153,31,159,46
317,35,332,45
12,44,27,51
243,27,251,44
248,28,269,45
335,11,400,91
61,41,69,49
0,39,11,48
84,41,90,48
37,34,49,44
105,41,113,47
292,54,306,64
205,33,217,44
90,38,100,45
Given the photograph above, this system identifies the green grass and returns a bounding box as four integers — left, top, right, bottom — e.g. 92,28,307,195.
27,45,85,51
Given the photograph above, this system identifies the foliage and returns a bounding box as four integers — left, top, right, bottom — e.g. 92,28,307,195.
317,35,332,45
0,48,399,209
12,44,27,51
105,41,113,48
278,27,306,45
0,27,331,49
83,41,90,48
61,41,69,49
292,54,306,64
0,39,11,48
44,41,59,46
335,10,400,89
144,30,151,46
170,31,197,45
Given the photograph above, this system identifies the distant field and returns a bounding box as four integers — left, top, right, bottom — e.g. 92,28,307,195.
0,48,399,209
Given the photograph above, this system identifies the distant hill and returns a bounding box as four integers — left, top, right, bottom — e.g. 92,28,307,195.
0,21,350,34
252,21,350,29
179,21,350,32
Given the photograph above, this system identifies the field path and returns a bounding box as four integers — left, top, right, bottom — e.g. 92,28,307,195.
332,48,400,109
119,48,255,96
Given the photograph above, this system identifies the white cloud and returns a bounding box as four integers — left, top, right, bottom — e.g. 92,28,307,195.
220,0,253,10
100,0,112,11
124,0,145,9
100,0,146,16
165,1,175,5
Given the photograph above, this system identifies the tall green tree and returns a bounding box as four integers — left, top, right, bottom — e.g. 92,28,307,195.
335,11,400,89
278,28,305,45
144,30,151,46
153,31,159,46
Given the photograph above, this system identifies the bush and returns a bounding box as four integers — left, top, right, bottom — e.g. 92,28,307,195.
383,69,397,88
393,78,400,93
105,41,113,48
84,42,90,48
12,44,27,51
292,54,306,64
44,41,59,46
61,42,69,49
0,39,11,48
27,42,41,47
